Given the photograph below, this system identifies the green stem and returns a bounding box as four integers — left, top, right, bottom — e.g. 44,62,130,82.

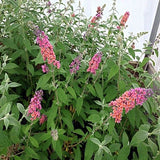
92,115,111,135
146,71,160,88
80,74,90,97
94,56,109,84
65,74,73,89
51,65,62,127
117,44,123,91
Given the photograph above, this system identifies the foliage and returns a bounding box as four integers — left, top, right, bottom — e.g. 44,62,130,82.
0,0,160,159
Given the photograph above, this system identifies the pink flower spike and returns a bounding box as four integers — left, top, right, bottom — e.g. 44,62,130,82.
87,52,102,74
39,114,47,125
27,90,43,121
53,60,61,69
120,11,130,26
35,30,60,69
109,88,153,123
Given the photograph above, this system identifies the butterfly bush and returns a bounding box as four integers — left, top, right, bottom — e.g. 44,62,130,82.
2,0,160,159
109,88,153,123
87,52,102,74
27,90,43,121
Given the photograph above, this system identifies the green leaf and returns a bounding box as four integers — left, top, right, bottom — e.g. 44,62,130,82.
8,82,21,88
102,135,112,145
2,38,17,49
102,146,111,155
52,140,62,159
148,138,158,156
9,126,20,144
94,148,103,160
8,116,19,126
76,97,83,115
4,118,9,130
6,94,19,101
143,101,151,114
158,135,160,150
0,103,11,118
24,38,31,52
30,137,39,148
132,83,140,88
137,142,148,160
118,80,126,94
36,72,51,90
74,146,81,160
94,83,103,100
25,147,39,159
105,85,117,102
122,132,129,146
139,124,150,132
108,64,119,81
23,125,31,135
140,57,149,68
47,103,58,129
27,63,34,75
73,129,84,136
90,138,101,146
57,88,68,105
131,130,148,146
87,84,96,96
39,132,51,142
58,129,66,135
62,117,74,131
0,131,11,147
154,48,159,57
4,63,19,70
87,114,100,123
14,156,22,160
117,146,130,160
11,50,23,61
128,48,135,59
109,143,121,152
127,108,136,127
85,140,98,160
148,97,158,113
17,103,26,114
32,52,44,65
67,86,77,99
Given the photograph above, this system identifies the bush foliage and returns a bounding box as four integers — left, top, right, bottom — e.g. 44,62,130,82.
0,0,160,159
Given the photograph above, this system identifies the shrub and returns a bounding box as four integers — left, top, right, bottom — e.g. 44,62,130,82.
0,0,160,159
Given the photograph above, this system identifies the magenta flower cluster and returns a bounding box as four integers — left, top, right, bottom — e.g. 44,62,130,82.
109,88,153,123
41,64,49,73
87,52,102,74
69,56,81,74
28,90,43,121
